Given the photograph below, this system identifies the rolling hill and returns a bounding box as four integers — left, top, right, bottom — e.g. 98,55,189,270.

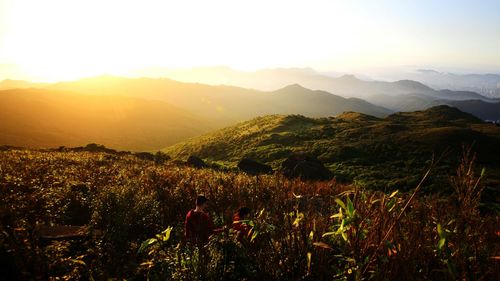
0,88,212,151
164,105,500,191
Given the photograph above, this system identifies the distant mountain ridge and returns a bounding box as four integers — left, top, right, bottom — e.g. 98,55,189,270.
155,66,493,100
2,71,500,152
394,69,500,98
0,76,391,150
2,71,500,123
44,75,393,120
147,66,500,120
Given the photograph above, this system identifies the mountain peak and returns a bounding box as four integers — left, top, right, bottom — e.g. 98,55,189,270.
278,83,309,91
417,69,441,74
393,79,433,91
425,105,481,119
337,74,360,81
389,105,483,123
336,111,379,121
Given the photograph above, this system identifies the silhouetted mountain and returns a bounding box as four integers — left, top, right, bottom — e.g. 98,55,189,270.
0,76,393,150
266,84,390,117
392,69,500,98
3,72,497,131
443,100,500,122
364,94,436,112
434,89,489,100
46,76,391,121
152,66,492,101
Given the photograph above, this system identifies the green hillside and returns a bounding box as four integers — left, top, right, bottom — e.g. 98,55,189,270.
164,105,500,191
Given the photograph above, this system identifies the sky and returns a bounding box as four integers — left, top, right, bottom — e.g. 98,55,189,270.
0,0,499,82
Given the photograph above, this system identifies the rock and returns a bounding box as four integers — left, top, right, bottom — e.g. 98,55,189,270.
293,161,333,181
82,143,117,153
281,152,333,181
187,155,207,168
281,153,321,176
172,159,186,166
134,152,155,161
154,151,170,164
237,158,273,175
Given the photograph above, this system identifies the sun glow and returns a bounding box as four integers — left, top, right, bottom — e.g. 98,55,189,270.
0,0,413,81
1,0,499,82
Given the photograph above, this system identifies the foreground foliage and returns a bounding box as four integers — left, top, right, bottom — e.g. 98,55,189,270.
0,149,498,280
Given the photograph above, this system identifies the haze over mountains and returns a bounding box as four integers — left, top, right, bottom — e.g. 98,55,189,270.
0,76,389,150
387,69,500,98
152,66,500,97
1,68,500,151
159,66,500,121
0,88,212,151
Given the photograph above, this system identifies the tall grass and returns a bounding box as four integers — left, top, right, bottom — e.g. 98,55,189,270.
0,149,498,280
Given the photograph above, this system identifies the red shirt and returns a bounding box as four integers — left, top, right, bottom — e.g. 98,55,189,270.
232,214,252,238
185,209,215,244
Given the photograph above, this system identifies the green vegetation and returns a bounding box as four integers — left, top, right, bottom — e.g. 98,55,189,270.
164,106,500,196
0,148,498,280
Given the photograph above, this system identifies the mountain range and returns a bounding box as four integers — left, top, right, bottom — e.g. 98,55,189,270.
155,66,498,99
0,76,389,150
388,69,500,98
150,66,500,120
1,70,500,151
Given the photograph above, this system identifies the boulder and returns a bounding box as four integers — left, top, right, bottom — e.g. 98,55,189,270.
293,161,333,181
134,152,155,161
80,143,117,153
187,155,207,168
154,151,170,164
281,153,333,181
237,158,273,175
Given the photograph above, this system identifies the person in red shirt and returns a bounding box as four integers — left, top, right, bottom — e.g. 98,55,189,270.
232,207,252,239
184,195,223,245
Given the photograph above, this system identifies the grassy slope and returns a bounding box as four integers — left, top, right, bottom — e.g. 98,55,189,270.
0,88,213,151
164,105,500,191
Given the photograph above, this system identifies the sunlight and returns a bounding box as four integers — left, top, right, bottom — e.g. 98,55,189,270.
0,0,393,81
1,0,499,81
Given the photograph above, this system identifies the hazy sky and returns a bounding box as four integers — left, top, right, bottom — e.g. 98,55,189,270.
1,0,499,81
